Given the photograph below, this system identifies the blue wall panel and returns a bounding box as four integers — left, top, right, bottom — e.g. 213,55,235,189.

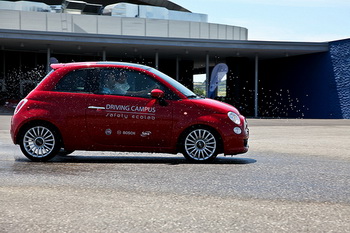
259,39,350,119
329,39,350,119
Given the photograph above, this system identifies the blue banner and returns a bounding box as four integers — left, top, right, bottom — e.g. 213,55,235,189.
209,63,228,98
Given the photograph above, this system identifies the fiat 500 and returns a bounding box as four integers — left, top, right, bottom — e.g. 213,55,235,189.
11,62,249,162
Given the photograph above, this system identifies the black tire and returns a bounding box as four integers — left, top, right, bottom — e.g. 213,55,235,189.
58,149,75,156
181,127,219,162
19,124,61,162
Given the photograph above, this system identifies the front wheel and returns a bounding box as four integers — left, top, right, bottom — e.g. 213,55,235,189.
58,149,75,156
19,124,61,162
182,128,219,162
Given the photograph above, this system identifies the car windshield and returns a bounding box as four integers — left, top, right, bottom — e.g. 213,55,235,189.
148,68,198,98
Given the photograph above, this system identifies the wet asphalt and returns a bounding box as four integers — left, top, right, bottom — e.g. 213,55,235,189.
1,115,350,232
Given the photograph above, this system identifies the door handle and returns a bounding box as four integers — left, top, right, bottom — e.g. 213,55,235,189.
88,106,105,110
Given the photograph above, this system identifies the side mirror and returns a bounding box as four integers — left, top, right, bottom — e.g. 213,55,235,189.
150,89,165,99
150,89,168,106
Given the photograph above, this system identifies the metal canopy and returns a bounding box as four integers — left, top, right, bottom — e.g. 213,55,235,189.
0,29,329,63
5,0,191,12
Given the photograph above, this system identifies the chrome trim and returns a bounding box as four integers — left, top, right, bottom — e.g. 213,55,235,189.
88,106,105,110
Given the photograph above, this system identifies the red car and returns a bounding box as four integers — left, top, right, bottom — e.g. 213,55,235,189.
11,62,249,162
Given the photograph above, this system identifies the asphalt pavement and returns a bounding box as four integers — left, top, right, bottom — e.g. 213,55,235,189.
1,114,350,232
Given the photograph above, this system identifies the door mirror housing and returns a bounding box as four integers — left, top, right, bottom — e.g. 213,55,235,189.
150,89,165,99
151,89,168,106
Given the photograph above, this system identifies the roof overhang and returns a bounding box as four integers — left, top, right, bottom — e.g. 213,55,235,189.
0,29,329,65
5,0,191,12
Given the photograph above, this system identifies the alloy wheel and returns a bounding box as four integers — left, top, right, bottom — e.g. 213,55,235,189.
184,129,217,161
23,126,56,158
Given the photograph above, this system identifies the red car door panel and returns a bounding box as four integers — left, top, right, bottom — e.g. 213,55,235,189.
86,95,173,148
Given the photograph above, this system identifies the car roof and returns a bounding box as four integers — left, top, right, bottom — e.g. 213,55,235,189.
50,61,152,71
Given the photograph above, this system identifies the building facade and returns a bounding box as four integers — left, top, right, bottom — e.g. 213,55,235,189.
0,0,349,118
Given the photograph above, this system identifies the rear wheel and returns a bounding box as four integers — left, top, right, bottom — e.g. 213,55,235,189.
182,128,218,162
19,124,61,162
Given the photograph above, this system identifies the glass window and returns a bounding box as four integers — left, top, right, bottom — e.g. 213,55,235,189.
217,76,227,97
127,69,160,98
54,69,88,93
97,68,178,100
148,67,197,98
99,68,129,96
54,68,98,94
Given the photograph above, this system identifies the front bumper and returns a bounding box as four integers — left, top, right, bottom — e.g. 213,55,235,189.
223,117,249,155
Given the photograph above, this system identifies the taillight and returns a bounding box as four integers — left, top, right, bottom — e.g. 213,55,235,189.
14,99,28,115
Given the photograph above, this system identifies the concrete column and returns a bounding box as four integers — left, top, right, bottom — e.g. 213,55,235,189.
176,56,179,81
206,52,210,97
155,50,159,69
46,47,51,73
1,50,5,92
19,52,22,70
102,48,106,61
2,50,5,79
254,54,259,118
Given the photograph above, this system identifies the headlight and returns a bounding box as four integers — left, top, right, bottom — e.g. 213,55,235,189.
228,112,241,125
234,127,242,134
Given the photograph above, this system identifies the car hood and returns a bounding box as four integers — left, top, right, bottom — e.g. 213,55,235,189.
189,98,240,115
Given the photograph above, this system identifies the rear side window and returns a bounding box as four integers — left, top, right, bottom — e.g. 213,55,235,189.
54,69,97,93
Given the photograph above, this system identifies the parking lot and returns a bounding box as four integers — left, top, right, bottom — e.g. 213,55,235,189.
1,113,350,232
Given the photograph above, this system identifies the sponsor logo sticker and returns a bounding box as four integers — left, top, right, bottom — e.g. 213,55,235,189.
105,129,112,135
141,131,152,137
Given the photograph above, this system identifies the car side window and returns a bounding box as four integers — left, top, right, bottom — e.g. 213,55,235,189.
126,69,161,98
54,69,88,93
98,68,128,95
97,68,178,100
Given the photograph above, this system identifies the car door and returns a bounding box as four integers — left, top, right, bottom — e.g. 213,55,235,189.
85,67,174,149
50,68,97,149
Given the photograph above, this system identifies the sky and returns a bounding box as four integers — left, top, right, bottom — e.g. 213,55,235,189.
174,0,350,42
